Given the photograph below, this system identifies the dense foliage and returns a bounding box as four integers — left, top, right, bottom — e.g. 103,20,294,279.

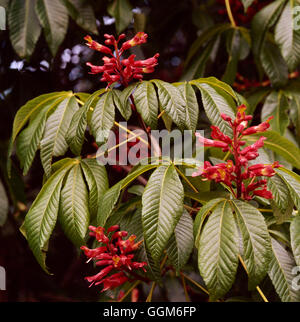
1,0,300,302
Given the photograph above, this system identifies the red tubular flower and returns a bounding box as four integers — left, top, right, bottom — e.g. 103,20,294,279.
195,132,229,150
242,116,273,136
81,225,147,293
85,32,159,87
192,104,282,200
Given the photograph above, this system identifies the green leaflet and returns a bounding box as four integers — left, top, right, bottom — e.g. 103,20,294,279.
59,162,89,246
16,104,49,175
97,163,160,227
9,92,72,176
261,91,289,135
89,90,115,145
260,41,289,88
290,214,300,266
251,0,286,58
8,0,41,59
24,159,76,273
35,0,69,56
67,89,106,155
107,0,133,34
62,0,98,34
142,164,184,263
197,200,239,301
11,92,71,144
166,210,194,274
117,208,162,283
194,198,227,246
184,23,231,67
276,167,300,210
80,158,108,220
244,131,300,169
111,88,132,121
40,96,79,177
133,81,159,129
275,0,300,71
268,238,300,302
230,200,271,290
191,81,235,136
151,79,186,130
175,82,199,132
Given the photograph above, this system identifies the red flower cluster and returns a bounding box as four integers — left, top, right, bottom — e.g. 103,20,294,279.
81,225,147,292
192,105,281,200
85,32,159,87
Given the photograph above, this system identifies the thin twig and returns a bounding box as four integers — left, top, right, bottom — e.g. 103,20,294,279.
174,165,199,193
118,281,141,302
180,272,209,295
180,273,191,302
225,0,237,27
238,254,268,302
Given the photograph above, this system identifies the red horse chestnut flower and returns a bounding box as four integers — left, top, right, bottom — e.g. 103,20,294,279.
84,32,159,87
81,225,147,292
193,104,281,200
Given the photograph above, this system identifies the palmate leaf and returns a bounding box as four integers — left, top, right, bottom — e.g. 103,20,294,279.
275,0,300,71
230,200,271,289
8,0,42,59
175,82,199,132
290,215,300,266
151,80,186,130
35,0,69,56
142,164,184,263
133,81,158,129
59,162,89,246
24,159,76,273
268,238,300,302
245,131,300,169
166,210,194,274
40,96,79,177
80,158,108,220
197,200,239,301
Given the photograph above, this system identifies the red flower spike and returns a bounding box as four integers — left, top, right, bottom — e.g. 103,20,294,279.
81,225,147,293
193,104,280,200
85,32,159,87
